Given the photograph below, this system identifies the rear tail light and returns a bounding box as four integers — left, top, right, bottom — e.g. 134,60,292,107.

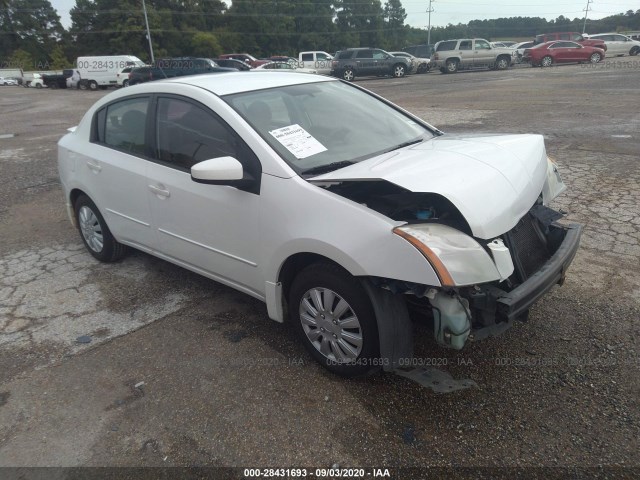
434,53,439,60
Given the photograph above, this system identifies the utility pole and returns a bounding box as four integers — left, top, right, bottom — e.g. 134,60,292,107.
582,0,593,34
427,0,435,45
142,0,155,64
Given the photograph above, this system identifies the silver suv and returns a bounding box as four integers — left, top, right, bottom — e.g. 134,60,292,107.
330,48,412,81
431,38,515,73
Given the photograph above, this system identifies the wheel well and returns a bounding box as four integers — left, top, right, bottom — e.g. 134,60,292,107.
446,57,459,64
278,253,347,303
497,54,511,62
69,188,87,209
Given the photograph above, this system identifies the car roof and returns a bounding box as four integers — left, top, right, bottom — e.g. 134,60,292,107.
160,71,335,96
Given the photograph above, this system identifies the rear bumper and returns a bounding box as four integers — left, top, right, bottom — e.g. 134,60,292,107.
495,223,582,322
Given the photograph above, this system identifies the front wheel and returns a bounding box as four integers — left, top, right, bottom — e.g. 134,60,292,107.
495,56,510,70
342,67,355,81
630,46,639,56
289,263,380,377
35,83,42,89
590,52,602,64
122,79,129,87
541,56,553,67
88,80,98,91
74,195,128,262
392,63,406,78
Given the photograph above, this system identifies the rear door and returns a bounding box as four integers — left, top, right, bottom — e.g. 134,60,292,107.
81,95,156,251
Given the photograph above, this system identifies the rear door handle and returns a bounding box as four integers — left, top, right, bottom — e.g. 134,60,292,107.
148,184,171,198
86,160,102,172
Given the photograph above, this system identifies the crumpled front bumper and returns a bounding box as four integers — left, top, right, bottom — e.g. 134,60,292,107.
494,223,582,322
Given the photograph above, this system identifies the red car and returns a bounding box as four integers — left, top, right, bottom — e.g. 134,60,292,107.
523,41,605,67
534,32,607,51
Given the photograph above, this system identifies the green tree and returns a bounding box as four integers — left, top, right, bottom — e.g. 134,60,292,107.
1,0,64,63
383,0,407,49
190,31,221,57
8,48,33,69
49,44,71,69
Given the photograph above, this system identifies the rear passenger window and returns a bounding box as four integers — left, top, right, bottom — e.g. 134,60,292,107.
155,97,237,170
437,41,457,51
356,50,373,59
459,40,472,50
100,97,149,155
301,53,313,61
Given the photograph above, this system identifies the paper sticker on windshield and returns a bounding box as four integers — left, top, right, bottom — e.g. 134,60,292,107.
269,124,327,159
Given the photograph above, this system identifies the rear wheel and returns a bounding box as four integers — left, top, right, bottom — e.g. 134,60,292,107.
88,80,98,91
590,52,602,64
35,83,42,89
445,59,459,73
74,195,128,262
630,46,639,56
122,79,129,87
289,263,380,378
541,56,553,67
79,80,88,90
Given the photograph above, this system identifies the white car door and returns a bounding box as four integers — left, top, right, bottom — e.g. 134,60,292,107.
80,95,156,251
145,95,263,294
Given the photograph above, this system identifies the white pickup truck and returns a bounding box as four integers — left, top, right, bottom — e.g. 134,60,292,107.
298,51,333,75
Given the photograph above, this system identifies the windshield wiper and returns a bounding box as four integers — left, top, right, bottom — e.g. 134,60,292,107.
384,137,424,153
302,161,354,176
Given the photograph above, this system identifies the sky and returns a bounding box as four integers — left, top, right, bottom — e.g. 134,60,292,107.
49,0,637,31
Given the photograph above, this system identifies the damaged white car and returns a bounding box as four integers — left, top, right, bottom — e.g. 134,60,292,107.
57,72,581,377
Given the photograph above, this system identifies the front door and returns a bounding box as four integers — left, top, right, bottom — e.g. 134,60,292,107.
145,95,263,294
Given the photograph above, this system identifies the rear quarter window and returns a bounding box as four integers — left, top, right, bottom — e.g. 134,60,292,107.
437,41,458,52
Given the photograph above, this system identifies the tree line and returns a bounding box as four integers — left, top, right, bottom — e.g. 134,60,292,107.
1,0,639,71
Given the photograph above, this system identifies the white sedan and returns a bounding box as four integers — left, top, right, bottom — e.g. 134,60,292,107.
585,33,640,56
390,52,431,73
0,76,19,86
58,72,581,377
255,61,317,74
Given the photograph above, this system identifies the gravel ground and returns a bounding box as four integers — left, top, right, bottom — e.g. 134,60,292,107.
0,62,638,476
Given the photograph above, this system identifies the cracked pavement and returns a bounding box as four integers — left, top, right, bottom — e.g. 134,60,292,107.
0,65,638,471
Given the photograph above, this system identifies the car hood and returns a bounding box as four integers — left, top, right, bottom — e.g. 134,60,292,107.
309,134,549,239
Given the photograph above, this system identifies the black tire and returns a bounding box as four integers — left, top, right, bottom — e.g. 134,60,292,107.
88,80,98,91
342,67,355,81
445,59,458,73
541,55,553,67
122,79,129,87
392,63,406,78
35,83,42,89
74,195,128,262
79,80,88,90
630,46,639,56
439,67,446,74
495,56,510,70
289,263,380,378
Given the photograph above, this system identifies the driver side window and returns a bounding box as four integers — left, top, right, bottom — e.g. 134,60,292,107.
155,97,237,170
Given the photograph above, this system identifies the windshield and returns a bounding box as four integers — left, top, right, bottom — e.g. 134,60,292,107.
224,81,434,175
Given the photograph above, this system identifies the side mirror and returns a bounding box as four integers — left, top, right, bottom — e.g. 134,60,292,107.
191,156,243,183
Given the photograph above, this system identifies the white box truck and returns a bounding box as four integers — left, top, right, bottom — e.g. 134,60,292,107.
75,55,145,90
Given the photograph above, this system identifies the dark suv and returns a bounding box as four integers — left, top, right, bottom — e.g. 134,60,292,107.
330,48,412,81
128,58,236,86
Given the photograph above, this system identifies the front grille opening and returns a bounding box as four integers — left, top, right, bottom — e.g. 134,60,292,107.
503,213,551,284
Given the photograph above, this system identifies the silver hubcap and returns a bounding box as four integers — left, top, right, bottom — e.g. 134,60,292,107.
447,62,456,72
591,54,600,63
395,66,404,77
344,70,353,80
79,206,104,253
299,287,363,363
498,59,507,68
542,57,552,66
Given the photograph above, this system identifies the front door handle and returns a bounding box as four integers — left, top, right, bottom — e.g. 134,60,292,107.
148,184,171,198
86,160,102,172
